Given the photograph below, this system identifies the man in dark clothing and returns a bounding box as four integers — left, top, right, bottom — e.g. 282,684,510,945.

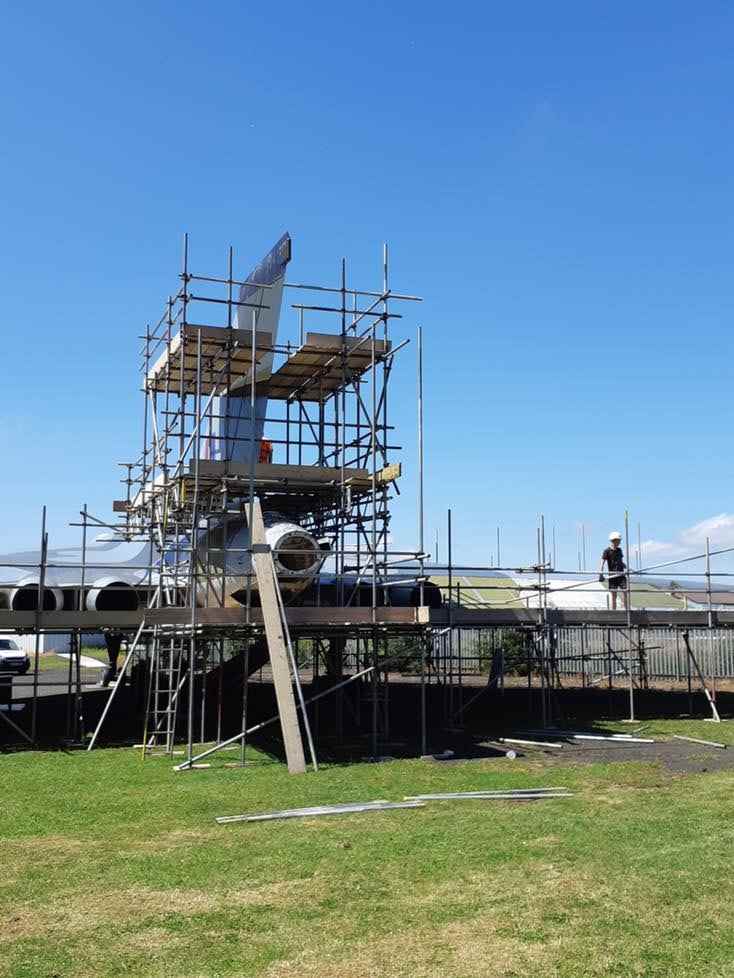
599,531,627,610
99,633,123,687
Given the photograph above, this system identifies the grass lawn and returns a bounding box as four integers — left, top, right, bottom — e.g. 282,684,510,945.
630,584,685,610
4,722,734,977
428,577,686,610
430,575,522,608
30,648,107,673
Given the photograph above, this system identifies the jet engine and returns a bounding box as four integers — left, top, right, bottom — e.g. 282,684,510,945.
202,512,326,607
85,577,139,612
7,576,64,612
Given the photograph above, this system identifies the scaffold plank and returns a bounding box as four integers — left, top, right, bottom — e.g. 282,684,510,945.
0,610,146,630
429,608,734,628
189,459,371,487
0,606,429,632
4,606,734,634
145,606,430,628
146,324,272,394
126,459,387,515
262,331,391,401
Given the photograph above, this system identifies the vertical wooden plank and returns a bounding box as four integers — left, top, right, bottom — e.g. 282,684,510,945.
249,499,307,774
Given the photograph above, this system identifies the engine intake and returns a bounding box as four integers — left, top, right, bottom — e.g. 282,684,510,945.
8,577,64,612
85,577,139,612
268,523,323,578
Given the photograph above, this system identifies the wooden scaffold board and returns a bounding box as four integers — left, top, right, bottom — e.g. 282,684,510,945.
262,332,391,402
146,324,272,395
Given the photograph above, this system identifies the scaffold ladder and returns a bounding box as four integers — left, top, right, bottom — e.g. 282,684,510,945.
143,630,188,753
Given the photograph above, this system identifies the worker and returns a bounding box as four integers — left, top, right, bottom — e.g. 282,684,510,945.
99,632,122,687
258,439,273,464
599,531,627,610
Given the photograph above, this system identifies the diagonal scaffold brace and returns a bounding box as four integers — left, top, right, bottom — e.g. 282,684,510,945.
86,619,147,751
0,702,33,744
682,630,721,723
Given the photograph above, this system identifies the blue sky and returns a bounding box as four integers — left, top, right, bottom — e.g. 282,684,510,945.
1,2,732,576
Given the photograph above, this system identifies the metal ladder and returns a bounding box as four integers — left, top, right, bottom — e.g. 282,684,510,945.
143,628,188,753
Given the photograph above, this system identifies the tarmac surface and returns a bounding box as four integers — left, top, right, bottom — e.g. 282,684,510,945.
9,669,103,700
538,738,734,774
439,736,734,776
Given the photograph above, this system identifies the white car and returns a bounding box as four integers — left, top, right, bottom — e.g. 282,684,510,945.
0,639,30,675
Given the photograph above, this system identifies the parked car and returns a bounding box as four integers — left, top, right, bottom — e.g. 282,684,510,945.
0,639,30,675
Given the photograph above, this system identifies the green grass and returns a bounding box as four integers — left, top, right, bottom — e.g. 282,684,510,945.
429,576,687,610
3,733,734,977
630,583,685,610
430,575,522,608
28,648,107,673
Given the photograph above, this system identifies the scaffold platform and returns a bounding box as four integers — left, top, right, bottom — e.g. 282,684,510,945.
146,324,273,394
260,332,391,401
3,607,733,633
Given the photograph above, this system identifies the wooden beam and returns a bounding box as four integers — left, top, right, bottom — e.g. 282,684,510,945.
146,326,273,394
145,606,428,627
302,332,391,354
260,332,392,401
0,606,428,632
377,462,402,484
0,610,146,630
248,499,307,775
190,460,371,485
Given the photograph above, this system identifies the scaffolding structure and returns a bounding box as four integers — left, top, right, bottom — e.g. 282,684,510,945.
107,234,428,764
3,235,734,762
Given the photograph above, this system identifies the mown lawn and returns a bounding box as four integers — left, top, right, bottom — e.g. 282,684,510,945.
3,723,734,978
430,575,522,608
29,648,107,673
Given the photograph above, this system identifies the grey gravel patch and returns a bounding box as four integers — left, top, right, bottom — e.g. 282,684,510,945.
529,739,734,775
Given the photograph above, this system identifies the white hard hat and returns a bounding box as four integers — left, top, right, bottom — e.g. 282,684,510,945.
609,531,622,541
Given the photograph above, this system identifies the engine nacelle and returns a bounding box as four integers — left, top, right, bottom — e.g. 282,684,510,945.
85,577,139,612
201,513,326,607
8,576,64,612
266,517,324,581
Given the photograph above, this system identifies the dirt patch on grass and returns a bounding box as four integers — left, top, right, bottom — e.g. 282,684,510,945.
121,925,184,953
264,861,613,978
410,863,590,905
3,835,90,888
1,878,326,943
127,826,223,853
523,833,562,847
265,913,557,978
8,834,88,857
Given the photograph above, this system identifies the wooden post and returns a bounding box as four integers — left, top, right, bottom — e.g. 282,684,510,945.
249,499,307,774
